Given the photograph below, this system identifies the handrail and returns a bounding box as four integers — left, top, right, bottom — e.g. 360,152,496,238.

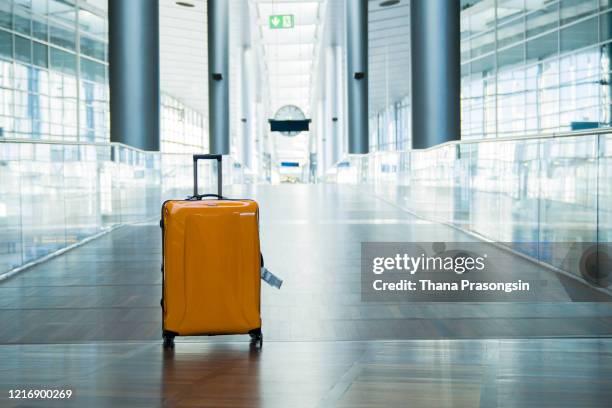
355,128,611,156
327,127,612,174
3,126,610,158
413,127,612,152
0,138,152,154
0,138,250,171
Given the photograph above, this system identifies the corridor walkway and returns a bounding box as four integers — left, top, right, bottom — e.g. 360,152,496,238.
2,184,612,407
1,184,611,343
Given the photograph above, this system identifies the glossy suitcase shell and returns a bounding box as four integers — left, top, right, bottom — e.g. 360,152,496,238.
160,155,262,348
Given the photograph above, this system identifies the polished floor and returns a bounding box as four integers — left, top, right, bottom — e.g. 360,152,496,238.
2,339,612,407
0,184,611,343
1,184,612,407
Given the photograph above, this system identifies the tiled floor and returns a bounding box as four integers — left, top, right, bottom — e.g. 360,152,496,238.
0,184,610,343
1,184,612,406
2,339,612,407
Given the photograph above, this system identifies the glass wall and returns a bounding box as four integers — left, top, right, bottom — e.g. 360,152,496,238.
370,0,612,150
0,139,245,275
0,1,230,275
0,0,108,142
369,97,410,151
0,0,209,152
331,130,611,287
160,94,208,154
463,0,609,139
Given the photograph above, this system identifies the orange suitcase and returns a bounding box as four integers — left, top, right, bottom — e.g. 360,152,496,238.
160,154,262,348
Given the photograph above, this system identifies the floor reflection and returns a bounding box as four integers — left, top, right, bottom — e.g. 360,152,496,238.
162,343,262,407
0,184,611,343
2,339,612,407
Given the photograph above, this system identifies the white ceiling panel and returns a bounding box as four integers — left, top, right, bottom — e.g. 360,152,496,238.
158,0,413,135
261,24,318,43
272,74,312,87
257,1,321,22
268,60,313,75
264,44,315,60
159,0,207,114
367,0,411,114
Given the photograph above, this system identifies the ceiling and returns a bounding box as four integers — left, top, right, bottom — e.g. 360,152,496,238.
159,0,208,115
367,0,411,114
157,0,415,120
322,0,412,116
254,0,325,116
252,0,326,163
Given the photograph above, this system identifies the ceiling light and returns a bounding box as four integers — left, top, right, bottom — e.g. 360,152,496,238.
176,1,195,7
379,0,400,7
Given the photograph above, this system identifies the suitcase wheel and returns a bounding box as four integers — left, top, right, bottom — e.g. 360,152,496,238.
249,328,263,347
162,332,175,349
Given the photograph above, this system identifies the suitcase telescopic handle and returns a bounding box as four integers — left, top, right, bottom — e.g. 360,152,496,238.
193,154,222,198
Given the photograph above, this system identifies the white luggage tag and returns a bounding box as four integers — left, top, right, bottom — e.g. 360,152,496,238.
261,267,283,289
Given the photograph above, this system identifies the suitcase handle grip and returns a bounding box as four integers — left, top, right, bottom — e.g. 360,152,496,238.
189,194,223,200
193,154,222,198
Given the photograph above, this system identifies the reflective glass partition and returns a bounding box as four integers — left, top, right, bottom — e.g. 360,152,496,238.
0,1,230,276
332,130,612,289
369,0,612,152
0,140,245,275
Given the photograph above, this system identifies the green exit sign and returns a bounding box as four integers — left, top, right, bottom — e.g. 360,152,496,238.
269,14,294,29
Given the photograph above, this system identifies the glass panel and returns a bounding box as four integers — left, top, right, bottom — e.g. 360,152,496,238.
559,47,601,129
498,43,525,68
467,0,496,38
498,140,540,246
600,134,612,243
560,0,598,26
0,30,13,59
49,23,75,50
497,66,526,136
539,136,598,270
80,35,105,61
14,8,31,36
468,142,502,239
48,0,76,25
526,31,559,62
602,44,612,126
524,59,560,134
470,31,495,58
471,53,495,74
14,35,31,64
49,47,76,75
497,0,525,25
78,8,106,37
526,2,559,38
32,16,47,41
560,17,597,53
599,10,612,42
461,39,470,61
19,143,67,263
80,57,105,83
0,1,13,30
32,41,47,68
0,143,23,272
64,144,101,241
31,0,47,15
497,17,525,48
